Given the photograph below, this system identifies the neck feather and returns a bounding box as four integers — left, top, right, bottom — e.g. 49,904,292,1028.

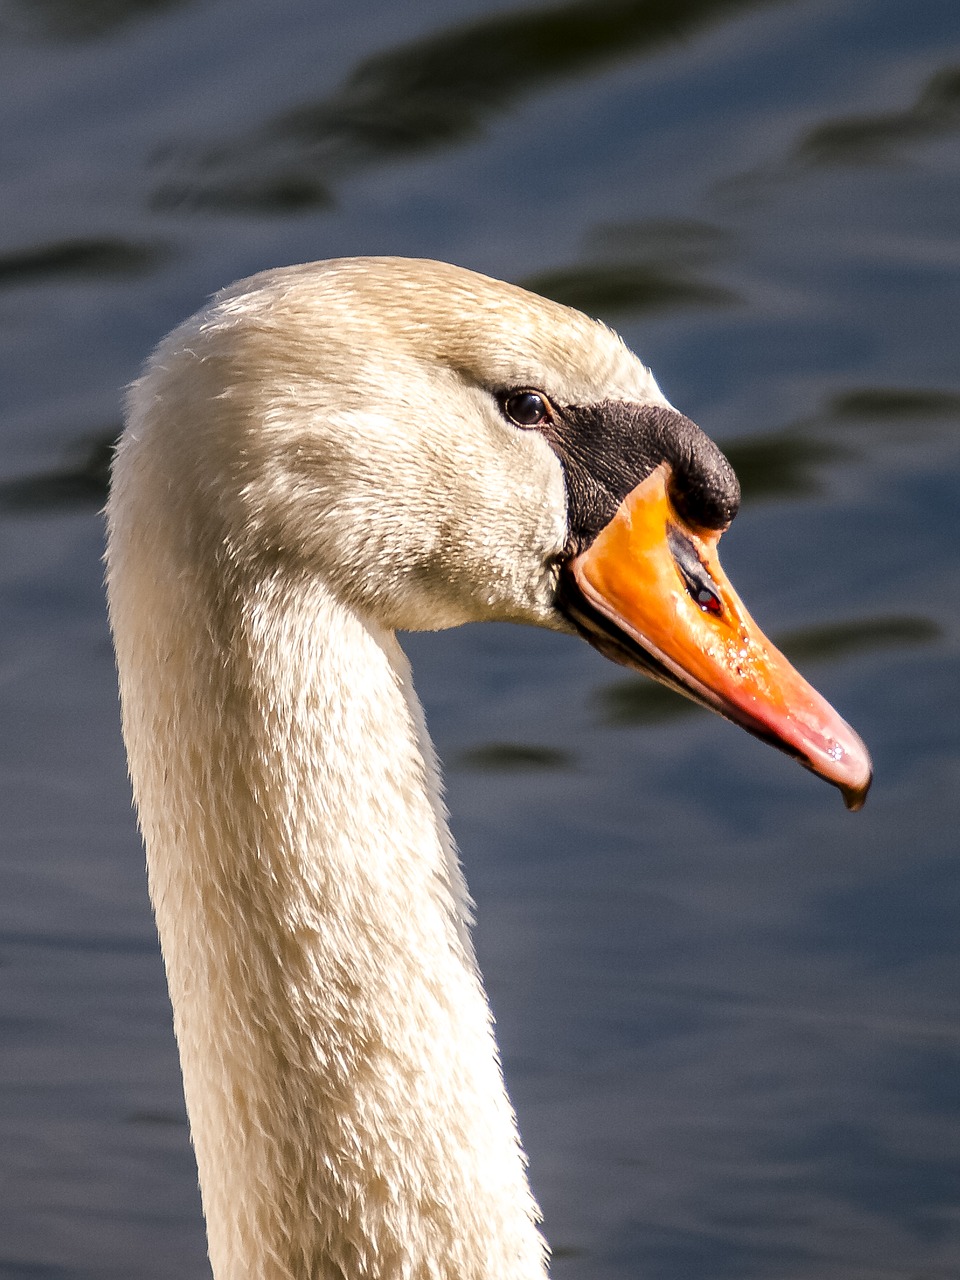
109,547,546,1279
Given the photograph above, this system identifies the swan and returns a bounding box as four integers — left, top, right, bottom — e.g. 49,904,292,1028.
105,256,871,1280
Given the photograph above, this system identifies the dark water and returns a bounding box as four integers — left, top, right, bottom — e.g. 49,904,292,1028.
1,0,959,1276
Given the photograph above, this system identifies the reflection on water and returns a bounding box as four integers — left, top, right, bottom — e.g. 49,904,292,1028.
776,616,940,664
795,64,960,166
0,239,165,288
721,431,848,502
458,743,575,772
152,0,789,211
597,677,704,727
0,435,114,513
0,0,188,40
829,386,960,423
521,259,736,315
2,0,960,1276
124,1108,187,1127
523,220,738,315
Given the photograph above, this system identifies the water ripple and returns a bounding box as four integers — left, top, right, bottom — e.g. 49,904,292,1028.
0,434,115,514
0,239,167,288
152,0,790,212
795,64,960,166
0,0,188,41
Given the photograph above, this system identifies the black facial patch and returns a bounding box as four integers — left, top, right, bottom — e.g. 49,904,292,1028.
537,402,740,553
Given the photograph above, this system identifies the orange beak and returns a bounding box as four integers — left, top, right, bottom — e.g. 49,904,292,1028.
563,465,872,809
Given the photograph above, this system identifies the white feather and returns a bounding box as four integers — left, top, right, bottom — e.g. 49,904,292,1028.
106,257,668,1279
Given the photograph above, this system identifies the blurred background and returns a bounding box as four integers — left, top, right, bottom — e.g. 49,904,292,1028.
1,0,958,1276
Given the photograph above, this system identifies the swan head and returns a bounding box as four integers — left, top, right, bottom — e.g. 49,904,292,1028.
118,256,871,807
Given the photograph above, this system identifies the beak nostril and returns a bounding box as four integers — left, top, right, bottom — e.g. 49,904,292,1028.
667,525,723,617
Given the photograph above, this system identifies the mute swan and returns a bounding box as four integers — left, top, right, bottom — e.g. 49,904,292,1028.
105,257,870,1280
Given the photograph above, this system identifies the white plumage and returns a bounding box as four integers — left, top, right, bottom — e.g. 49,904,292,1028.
106,256,869,1279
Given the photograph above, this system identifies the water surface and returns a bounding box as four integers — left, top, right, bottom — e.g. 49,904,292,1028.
1,1,958,1276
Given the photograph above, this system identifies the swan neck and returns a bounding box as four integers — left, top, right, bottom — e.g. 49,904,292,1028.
110,556,546,1279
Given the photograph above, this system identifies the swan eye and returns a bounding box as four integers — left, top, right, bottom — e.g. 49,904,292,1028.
501,390,552,428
